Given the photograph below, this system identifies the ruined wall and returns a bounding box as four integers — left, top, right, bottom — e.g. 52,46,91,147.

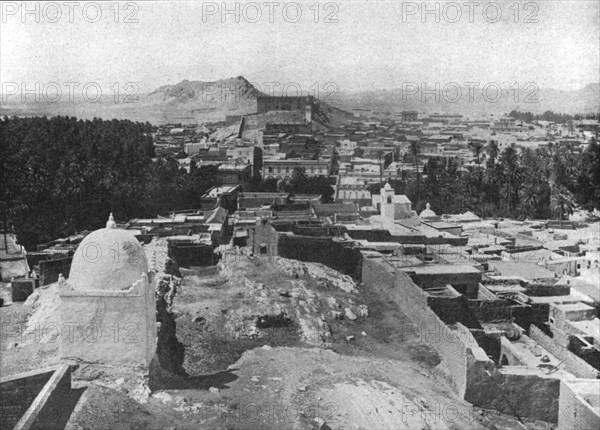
558,380,600,430
150,276,187,390
529,325,599,379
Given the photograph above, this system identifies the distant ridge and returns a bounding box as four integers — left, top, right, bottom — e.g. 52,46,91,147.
333,83,600,116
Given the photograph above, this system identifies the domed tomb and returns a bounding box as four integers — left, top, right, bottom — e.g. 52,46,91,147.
68,214,148,291
419,202,437,219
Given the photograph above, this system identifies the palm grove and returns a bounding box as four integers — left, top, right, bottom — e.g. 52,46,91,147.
370,138,600,223
1,116,599,248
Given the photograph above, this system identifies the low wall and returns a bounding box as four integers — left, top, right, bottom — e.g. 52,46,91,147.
168,243,216,267
39,256,72,286
361,255,483,396
466,363,561,423
279,235,362,278
11,279,36,302
0,364,74,430
529,325,599,379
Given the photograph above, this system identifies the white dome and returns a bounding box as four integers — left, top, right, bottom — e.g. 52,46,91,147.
419,203,437,218
383,182,392,191
68,218,148,291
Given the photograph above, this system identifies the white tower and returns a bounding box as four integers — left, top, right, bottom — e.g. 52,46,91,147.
380,182,395,220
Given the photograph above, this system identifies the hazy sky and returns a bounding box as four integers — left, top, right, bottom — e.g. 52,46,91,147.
1,0,599,94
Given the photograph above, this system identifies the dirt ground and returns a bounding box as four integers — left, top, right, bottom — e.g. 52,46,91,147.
0,246,555,429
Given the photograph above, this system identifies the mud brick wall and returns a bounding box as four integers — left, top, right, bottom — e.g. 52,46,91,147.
0,371,52,429
525,283,570,297
511,303,550,329
466,363,561,423
39,256,72,286
529,325,599,379
278,235,362,278
11,279,35,302
167,243,216,267
428,296,482,329
361,256,476,396
409,271,481,298
558,380,600,430
345,229,392,242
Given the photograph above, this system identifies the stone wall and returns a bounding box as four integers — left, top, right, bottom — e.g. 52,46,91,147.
529,325,599,379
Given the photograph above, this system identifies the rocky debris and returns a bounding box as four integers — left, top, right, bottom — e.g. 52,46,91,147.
152,392,173,404
273,257,357,293
344,307,358,320
346,335,355,342
209,387,220,394
326,297,340,308
330,310,343,320
278,288,291,297
357,304,369,318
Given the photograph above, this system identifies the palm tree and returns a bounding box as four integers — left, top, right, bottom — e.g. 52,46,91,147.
550,185,575,228
409,140,420,183
488,140,499,165
498,144,521,216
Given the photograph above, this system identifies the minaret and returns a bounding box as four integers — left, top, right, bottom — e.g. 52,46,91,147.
380,182,395,220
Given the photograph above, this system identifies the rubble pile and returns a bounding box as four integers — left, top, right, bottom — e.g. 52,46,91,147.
212,253,368,345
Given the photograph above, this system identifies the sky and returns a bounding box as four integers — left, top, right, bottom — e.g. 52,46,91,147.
1,0,599,95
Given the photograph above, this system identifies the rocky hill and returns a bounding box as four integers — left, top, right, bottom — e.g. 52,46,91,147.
0,75,353,125
147,76,262,119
